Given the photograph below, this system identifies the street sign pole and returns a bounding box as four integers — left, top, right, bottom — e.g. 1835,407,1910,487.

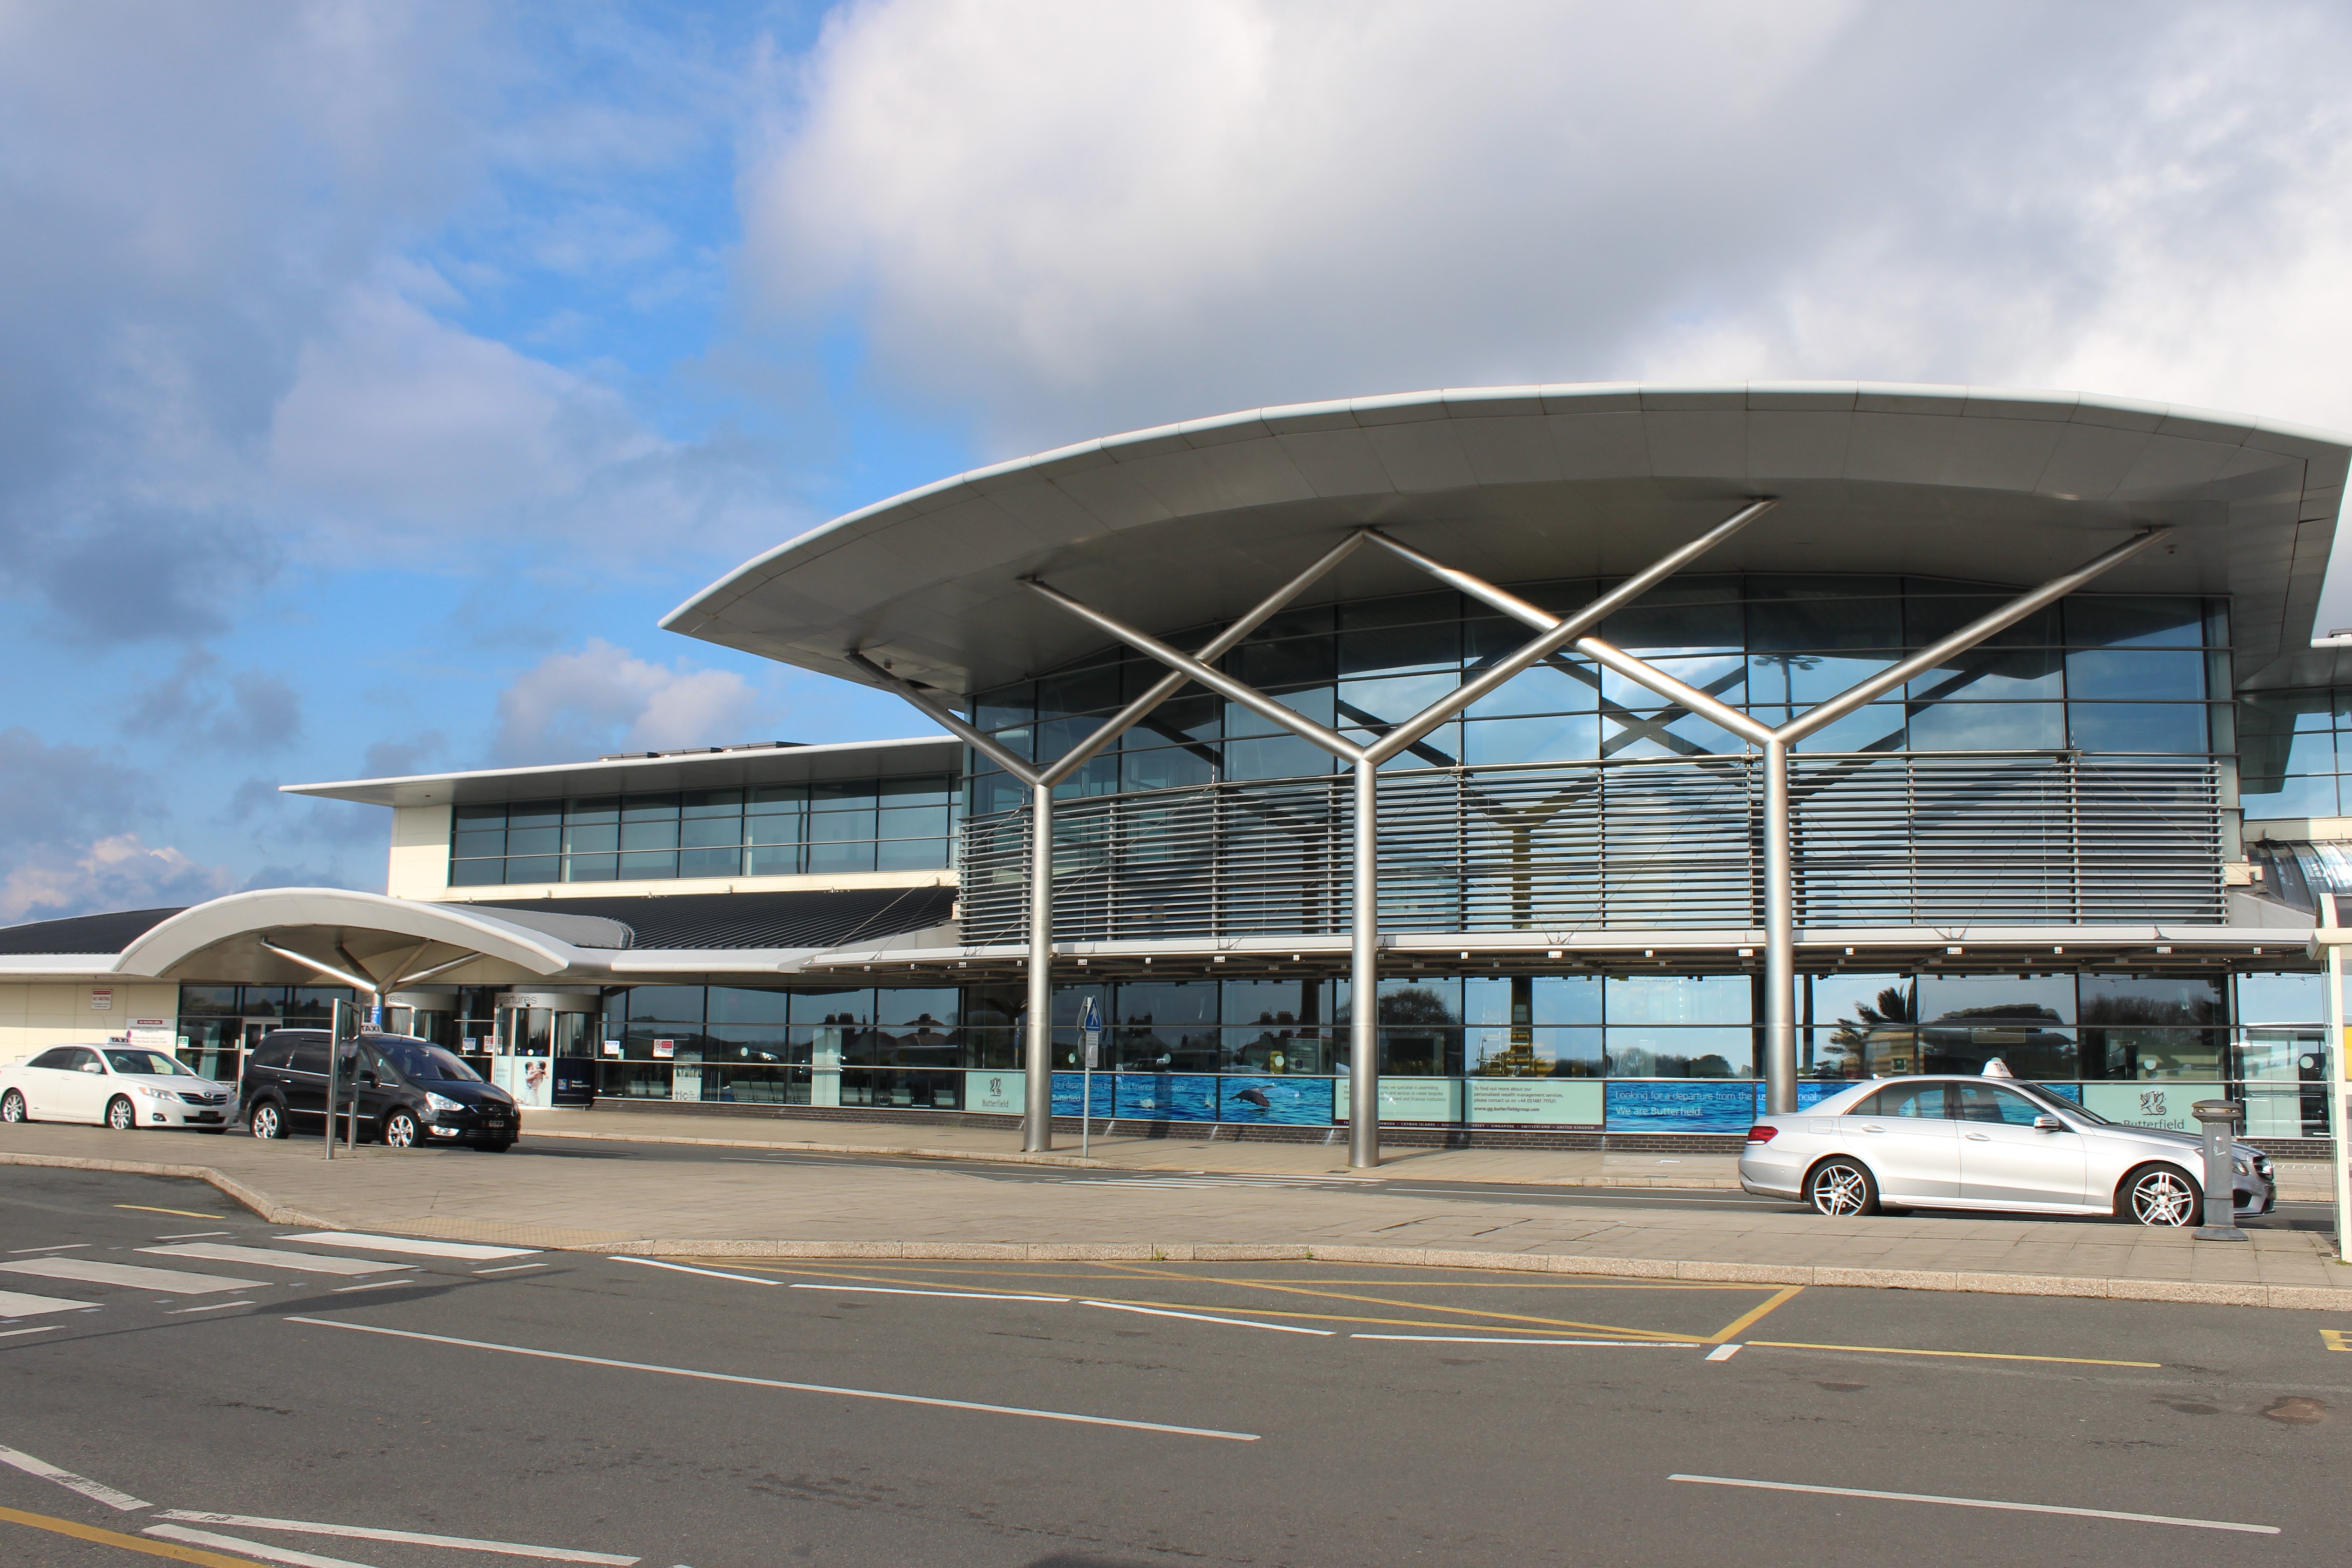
1079,997,1101,1158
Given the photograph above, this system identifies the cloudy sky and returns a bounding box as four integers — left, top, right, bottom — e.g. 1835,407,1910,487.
5,0,2352,921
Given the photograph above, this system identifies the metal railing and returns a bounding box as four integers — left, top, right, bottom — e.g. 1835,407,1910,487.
959,751,2223,944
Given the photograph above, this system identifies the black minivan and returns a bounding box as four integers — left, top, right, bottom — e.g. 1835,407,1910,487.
240,1030,520,1151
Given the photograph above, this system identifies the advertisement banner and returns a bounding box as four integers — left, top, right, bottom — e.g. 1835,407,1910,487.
1752,1081,1846,1116
1469,1078,1604,1127
1333,1077,1462,1124
1605,1080,1754,1133
1112,1074,1218,1121
2081,1081,2225,1134
967,1070,1024,1116
1218,1077,1335,1126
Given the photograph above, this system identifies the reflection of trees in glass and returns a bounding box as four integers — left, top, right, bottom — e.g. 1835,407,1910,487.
1827,986,1912,1074
1377,987,1458,1025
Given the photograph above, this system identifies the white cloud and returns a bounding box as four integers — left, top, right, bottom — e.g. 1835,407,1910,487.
0,834,235,924
492,638,769,766
742,0,2352,448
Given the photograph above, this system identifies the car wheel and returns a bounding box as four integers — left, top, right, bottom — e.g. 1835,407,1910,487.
248,1102,283,1139
383,1110,421,1149
105,1096,136,1131
1806,1158,1878,1217
0,1089,26,1124
2122,1164,2200,1227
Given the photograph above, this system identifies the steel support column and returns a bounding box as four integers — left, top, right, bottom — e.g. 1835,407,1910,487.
1761,739,1797,1113
1025,780,1055,1151
1349,757,1380,1167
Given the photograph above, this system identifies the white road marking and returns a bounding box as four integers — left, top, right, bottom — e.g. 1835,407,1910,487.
328,1282,407,1293
1706,1344,1744,1361
0,1440,152,1511
5,1244,88,1253
276,1232,535,1261
0,1326,60,1338
613,1258,780,1286
0,1258,262,1293
1666,1474,2279,1534
474,1263,544,1274
283,1316,1261,1442
155,1231,235,1240
790,1284,1072,1304
0,1288,97,1317
142,1244,409,1277
1352,1335,1698,1346
159,1512,636,1564
168,1301,251,1315
1084,1301,1334,1335
146,1523,379,1567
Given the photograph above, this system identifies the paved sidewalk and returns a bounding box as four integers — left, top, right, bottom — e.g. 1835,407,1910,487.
518,1107,1753,1187
1,1120,2343,1310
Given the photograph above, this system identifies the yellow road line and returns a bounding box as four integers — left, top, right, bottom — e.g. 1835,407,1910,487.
1748,1339,2161,1368
1708,1285,1804,1345
0,1503,271,1567
1072,1268,1704,1340
2320,1329,2350,1353
1091,1297,1676,1337
115,1205,224,1220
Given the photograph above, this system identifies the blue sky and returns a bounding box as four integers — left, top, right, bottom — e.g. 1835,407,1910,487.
7,0,2352,920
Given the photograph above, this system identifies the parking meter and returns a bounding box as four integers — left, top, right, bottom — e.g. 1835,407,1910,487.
2190,1099,2247,1242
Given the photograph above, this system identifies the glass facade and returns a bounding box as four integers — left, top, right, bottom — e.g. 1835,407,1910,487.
967,578,2231,814
148,974,2334,1134
448,777,960,888
2240,687,2352,818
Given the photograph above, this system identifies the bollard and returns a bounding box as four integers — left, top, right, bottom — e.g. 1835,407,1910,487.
2190,1099,2248,1242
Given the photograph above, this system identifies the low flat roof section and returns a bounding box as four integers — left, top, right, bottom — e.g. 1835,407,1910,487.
662,382,2351,698
283,734,959,809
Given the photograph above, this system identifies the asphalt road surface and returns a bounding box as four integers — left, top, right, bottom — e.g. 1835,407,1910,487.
0,1166,2343,1567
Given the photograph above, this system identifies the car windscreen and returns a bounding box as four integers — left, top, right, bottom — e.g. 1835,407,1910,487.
373,1040,484,1083
102,1049,190,1077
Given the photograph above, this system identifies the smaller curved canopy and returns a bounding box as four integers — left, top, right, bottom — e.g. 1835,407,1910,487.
117,888,582,984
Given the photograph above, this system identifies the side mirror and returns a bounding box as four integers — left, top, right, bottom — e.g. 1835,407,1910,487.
358,1071,378,1088
2033,1114,2065,1132
81,1063,101,1073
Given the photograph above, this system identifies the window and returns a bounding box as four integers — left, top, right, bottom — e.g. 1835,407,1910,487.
1856,1082,1949,1118
27,1047,79,1070
448,777,958,888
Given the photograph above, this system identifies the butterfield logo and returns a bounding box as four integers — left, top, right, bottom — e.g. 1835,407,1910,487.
2139,1090,2168,1117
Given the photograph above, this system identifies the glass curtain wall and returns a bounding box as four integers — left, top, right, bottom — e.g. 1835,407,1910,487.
450,777,960,888
968,579,2228,814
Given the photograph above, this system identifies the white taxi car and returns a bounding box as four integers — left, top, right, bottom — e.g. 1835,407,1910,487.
0,1043,235,1132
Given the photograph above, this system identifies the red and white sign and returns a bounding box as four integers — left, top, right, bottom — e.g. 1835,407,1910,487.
88,988,114,1011
652,1039,675,1059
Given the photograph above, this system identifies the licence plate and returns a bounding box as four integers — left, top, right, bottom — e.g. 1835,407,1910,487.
484,1119,506,1129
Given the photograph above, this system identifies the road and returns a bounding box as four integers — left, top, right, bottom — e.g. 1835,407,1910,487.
0,1164,2342,1567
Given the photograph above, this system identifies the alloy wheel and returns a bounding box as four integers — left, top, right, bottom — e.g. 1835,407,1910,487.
2129,1168,2198,1226
0,1090,24,1123
106,1097,135,1131
1810,1163,1871,1217
384,1112,418,1149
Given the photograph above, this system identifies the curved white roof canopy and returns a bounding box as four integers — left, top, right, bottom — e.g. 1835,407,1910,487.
664,382,2351,697
116,888,592,985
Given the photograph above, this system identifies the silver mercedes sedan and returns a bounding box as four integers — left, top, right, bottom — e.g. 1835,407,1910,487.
1739,1075,2276,1225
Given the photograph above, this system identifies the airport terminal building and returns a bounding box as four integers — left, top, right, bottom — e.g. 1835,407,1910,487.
2,383,2348,1156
